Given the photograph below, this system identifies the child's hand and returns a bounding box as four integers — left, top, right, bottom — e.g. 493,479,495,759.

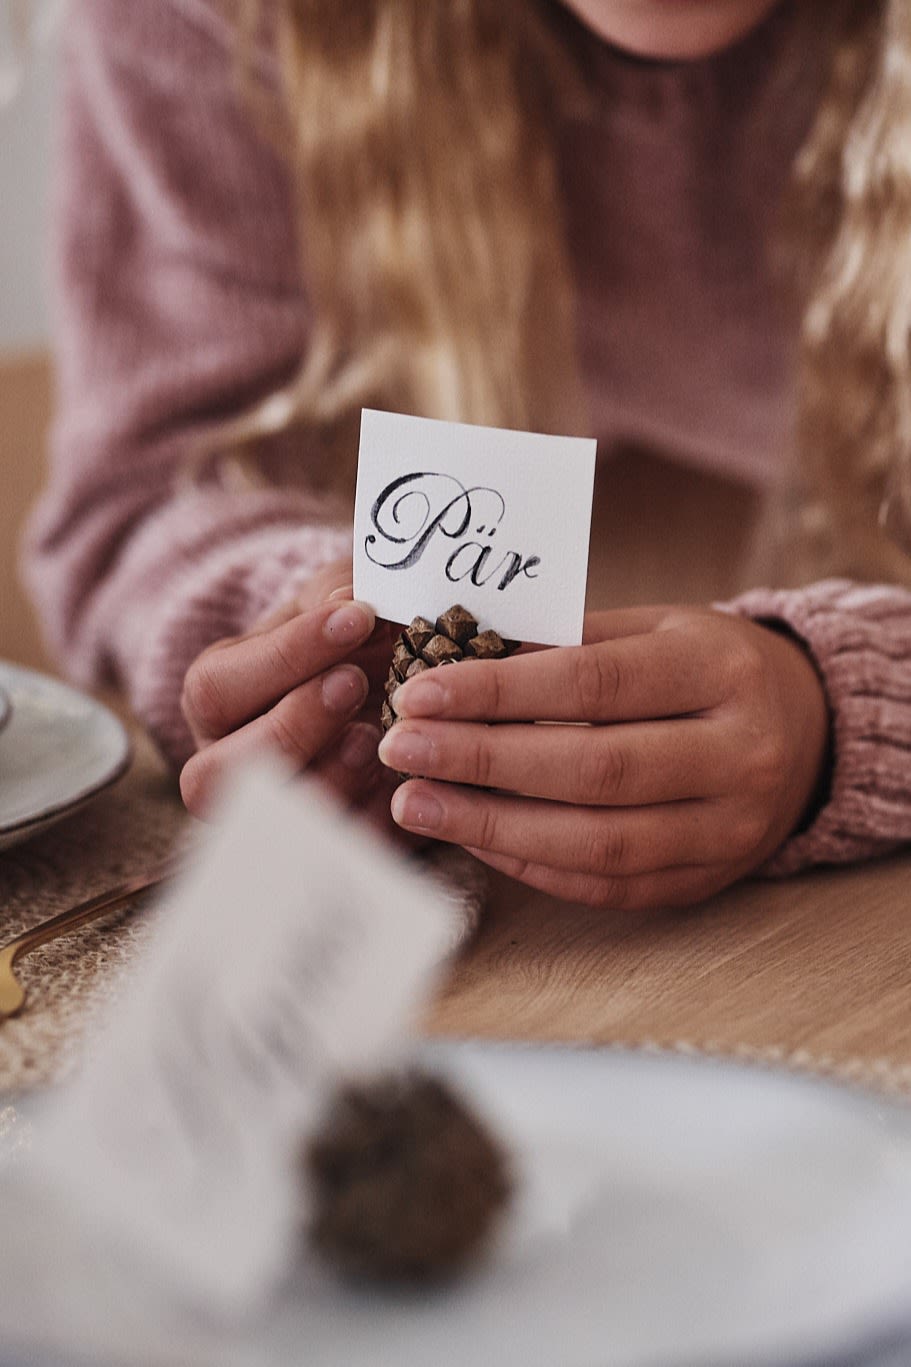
179,560,400,833
378,605,830,908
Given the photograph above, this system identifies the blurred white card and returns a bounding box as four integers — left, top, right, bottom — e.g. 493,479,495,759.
16,762,457,1315
353,409,597,646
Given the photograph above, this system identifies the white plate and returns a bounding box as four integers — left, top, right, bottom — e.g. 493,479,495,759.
0,662,131,852
5,1045,911,1367
0,685,10,735
265,1043,911,1367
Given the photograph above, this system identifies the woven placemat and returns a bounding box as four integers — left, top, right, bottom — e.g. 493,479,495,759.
0,728,188,1093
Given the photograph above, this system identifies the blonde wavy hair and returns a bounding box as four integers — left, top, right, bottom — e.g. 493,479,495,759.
224,0,911,586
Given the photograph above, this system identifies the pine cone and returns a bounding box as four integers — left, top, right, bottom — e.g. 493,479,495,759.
381,605,519,743
304,1071,513,1283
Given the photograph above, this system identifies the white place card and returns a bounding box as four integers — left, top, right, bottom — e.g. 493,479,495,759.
353,409,597,646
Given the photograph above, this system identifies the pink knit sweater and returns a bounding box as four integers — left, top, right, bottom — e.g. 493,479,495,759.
20,0,911,876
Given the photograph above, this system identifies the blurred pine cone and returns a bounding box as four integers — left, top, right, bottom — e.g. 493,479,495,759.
305,1071,513,1283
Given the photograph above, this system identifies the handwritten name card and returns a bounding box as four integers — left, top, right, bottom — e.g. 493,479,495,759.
353,409,597,646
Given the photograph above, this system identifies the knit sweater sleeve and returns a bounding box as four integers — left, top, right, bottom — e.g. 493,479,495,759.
721,579,911,875
19,0,351,770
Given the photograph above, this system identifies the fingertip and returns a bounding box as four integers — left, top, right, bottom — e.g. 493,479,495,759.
179,753,211,821
390,677,447,719
322,664,369,717
323,600,376,646
338,720,381,773
376,728,396,768
178,756,196,812
389,780,412,826
390,779,444,833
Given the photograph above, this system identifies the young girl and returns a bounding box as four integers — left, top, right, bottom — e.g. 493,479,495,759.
22,0,911,909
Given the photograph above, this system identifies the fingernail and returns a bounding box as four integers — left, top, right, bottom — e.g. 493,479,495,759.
339,723,380,772
378,727,433,773
324,602,374,646
392,678,447,718
391,784,444,833
328,584,355,601
322,665,368,714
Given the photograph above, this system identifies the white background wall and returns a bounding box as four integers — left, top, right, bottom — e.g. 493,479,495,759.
0,35,57,352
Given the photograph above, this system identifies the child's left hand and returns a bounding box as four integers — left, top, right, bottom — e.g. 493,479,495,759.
378,606,830,908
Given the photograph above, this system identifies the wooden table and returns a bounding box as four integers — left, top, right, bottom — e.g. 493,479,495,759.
427,851,911,1094
1,437,909,1095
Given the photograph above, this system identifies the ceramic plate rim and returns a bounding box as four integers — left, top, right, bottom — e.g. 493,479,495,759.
0,662,132,839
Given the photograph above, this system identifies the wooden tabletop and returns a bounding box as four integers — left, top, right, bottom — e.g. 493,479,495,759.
1,411,909,1096
426,851,911,1092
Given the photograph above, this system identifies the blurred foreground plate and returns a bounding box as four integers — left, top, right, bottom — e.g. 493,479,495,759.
266,1043,911,1367
0,686,10,736
6,1043,911,1367
0,662,131,852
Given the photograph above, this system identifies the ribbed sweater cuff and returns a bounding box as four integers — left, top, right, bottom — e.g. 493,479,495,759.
720,579,911,876
131,521,352,769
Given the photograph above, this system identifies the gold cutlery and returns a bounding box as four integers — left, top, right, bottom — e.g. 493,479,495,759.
0,861,176,1022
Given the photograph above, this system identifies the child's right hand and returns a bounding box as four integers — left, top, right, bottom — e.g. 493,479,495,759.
179,560,400,831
